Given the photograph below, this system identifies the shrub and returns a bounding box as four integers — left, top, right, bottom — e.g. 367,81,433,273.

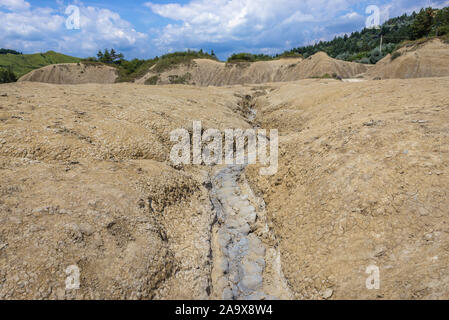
335,52,351,61
0,48,22,55
391,51,402,60
168,73,192,84
0,67,17,83
227,53,275,63
144,75,159,85
358,57,371,64
153,50,216,73
369,48,383,64
277,52,303,59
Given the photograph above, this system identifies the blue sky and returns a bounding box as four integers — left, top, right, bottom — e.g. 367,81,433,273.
0,0,447,60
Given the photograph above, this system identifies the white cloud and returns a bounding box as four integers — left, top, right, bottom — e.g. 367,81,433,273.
0,3,148,57
2,0,447,59
0,0,30,11
145,0,360,52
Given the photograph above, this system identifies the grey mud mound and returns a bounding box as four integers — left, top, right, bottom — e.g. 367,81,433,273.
209,165,291,300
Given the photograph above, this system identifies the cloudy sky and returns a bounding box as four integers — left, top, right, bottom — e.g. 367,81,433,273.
0,0,447,60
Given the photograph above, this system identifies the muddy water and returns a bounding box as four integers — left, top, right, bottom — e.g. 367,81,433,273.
209,165,292,300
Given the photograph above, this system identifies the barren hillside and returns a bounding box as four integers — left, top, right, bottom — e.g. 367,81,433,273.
366,38,449,79
246,77,449,299
1,77,448,299
137,52,369,86
18,63,118,84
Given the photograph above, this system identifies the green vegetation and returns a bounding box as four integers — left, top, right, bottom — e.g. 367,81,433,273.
227,53,275,62
144,75,159,85
277,52,303,59
0,50,81,78
283,6,449,64
311,73,341,80
0,67,17,83
227,52,303,63
0,49,22,55
89,49,217,83
152,50,217,73
168,73,192,84
97,49,124,64
226,6,449,65
391,51,402,60
115,59,158,83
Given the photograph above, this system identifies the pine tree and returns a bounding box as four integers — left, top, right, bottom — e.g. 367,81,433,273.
411,8,434,39
97,50,104,61
435,7,449,36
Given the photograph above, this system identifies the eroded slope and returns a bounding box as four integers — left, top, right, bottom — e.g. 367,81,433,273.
0,82,250,299
246,77,449,299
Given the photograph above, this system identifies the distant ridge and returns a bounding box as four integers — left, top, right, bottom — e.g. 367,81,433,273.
0,50,81,78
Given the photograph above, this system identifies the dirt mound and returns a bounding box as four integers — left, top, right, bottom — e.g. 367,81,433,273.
297,52,370,78
366,38,449,79
137,52,369,86
18,63,118,84
246,77,449,299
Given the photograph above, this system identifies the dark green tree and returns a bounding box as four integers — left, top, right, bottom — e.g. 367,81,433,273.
97,50,104,61
410,8,434,39
434,7,449,35
97,49,124,64
0,67,17,83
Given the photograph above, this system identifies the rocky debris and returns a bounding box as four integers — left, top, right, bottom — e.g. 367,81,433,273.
363,120,383,127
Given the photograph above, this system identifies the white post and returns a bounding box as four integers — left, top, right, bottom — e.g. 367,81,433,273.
380,35,383,53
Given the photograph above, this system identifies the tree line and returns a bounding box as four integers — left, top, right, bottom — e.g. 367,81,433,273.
0,49,22,55
283,6,449,64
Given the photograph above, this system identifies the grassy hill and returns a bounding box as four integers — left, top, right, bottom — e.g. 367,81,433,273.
0,50,81,78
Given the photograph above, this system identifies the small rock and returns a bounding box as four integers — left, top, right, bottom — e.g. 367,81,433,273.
374,246,386,257
323,288,333,299
363,120,376,127
79,223,94,236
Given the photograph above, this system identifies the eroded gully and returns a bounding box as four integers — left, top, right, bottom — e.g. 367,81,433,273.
206,91,292,300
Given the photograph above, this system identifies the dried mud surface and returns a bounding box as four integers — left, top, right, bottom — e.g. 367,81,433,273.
1,77,449,299
246,77,449,299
